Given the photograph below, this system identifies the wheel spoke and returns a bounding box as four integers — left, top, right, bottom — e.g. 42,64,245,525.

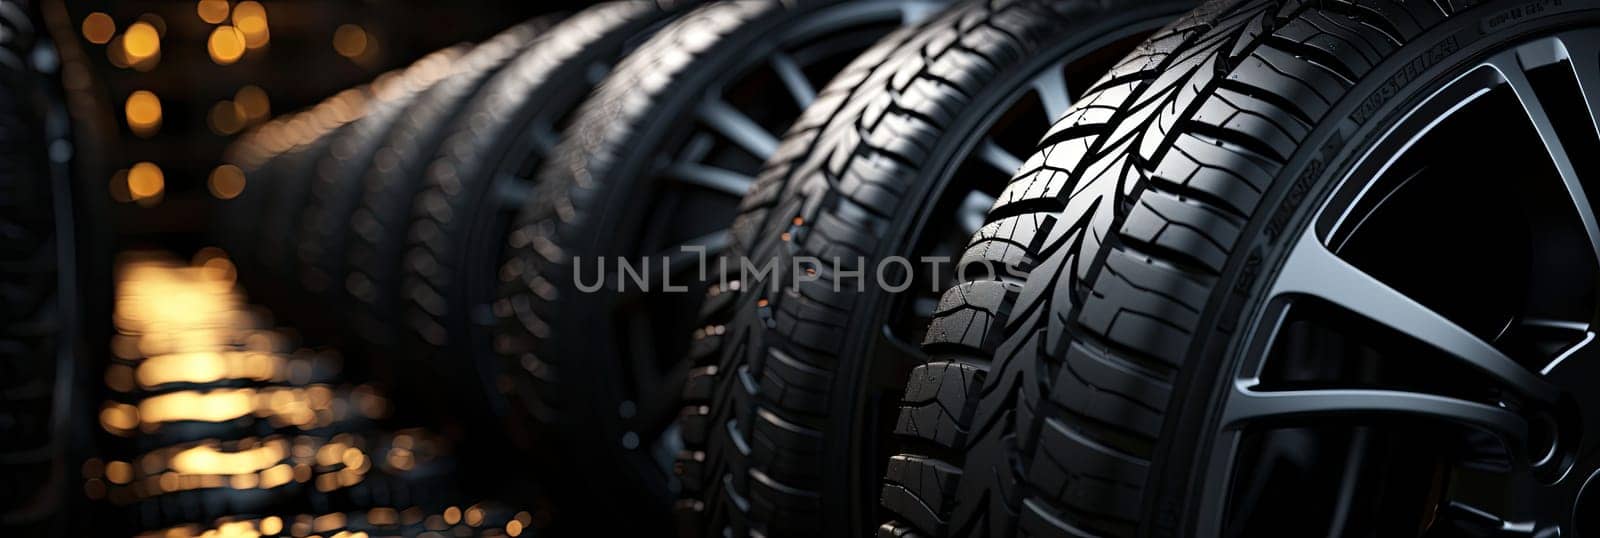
1430,502,1539,537
1272,233,1558,405
1487,49,1600,264
1030,63,1072,120
662,162,756,198
770,52,816,109
977,137,1024,175
1224,384,1529,452
648,229,732,280
697,98,779,160
1556,29,1600,137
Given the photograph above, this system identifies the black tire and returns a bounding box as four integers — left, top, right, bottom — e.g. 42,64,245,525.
218,111,297,278
673,1,1192,536
223,87,368,304
0,3,85,534
492,0,939,532
893,0,1600,535
341,18,560,350
393,1,694,423
292,44,471,300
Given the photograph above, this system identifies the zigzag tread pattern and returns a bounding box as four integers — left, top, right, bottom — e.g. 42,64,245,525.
900,0,1461,536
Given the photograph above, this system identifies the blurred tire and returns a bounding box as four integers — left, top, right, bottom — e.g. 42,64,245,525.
389,2,695,425
0,2,92,534
293,45,472,301
341,17,570,351
490,0,942,531
221,88,367,309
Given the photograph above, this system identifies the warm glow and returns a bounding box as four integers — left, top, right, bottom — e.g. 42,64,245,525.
232,1,269,48
168,440,287,475
209,100,244,135
208,25,246,65
100,403,139,432
125,90,161,136
109,169,132,202
234,85,270,122
258,517,282,536
82,12,115,44
332,24,368,58
105,461,133,484
123,21,160,60
106,38,130,68
138,14,166,37
198,253,237,283
196,0,229,24
209,164,246,199
137,351,281,387
127,162,164,201
138,389,255,423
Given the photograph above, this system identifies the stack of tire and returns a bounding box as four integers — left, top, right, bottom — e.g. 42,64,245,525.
0,0,114,536
217,0,1600,536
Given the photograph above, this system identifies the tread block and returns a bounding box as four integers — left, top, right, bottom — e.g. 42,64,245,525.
893,361,985,449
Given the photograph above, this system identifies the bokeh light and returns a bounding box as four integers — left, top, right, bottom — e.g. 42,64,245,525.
234,85,271,123
137,14,167,37
127,162,164,203
209,100,245,135
124,90,162,137
209,164,246,199
208,25,246,65
333,24,368,58
233,1,270,49
109,169,132,203
196,0,229,24
81,12,115,45
122,21,160,60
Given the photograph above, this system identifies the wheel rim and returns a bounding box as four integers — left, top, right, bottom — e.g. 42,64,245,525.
1202,30,1600,536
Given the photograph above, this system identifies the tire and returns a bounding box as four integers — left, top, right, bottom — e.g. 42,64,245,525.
391,1,694,432
0,3,85,534
224,87,368,305
673,1,1192,536
492,0,941,531
292,44,471,300
341,18,561,350
891,0,1600,535
219,112,297,279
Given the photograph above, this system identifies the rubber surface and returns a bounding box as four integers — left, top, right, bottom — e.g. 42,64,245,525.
887,0,1600,535
294,45,469,300
395,2,692,399
342,18,558,349
0,3,81,534
673,1,1192,536
492,0,925,532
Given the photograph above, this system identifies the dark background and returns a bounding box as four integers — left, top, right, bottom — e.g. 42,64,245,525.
66,0,588,247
